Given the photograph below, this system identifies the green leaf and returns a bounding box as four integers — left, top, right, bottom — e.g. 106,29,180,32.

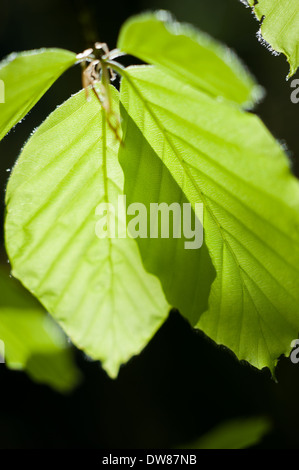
119,104,216,326
5,86,170,378
0,48,77,141
118,10,263,108
181,416,271,449
0,266,80,392
246,0,299,76
120,65,299,373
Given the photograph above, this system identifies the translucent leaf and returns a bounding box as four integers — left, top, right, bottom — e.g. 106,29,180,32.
0,48,77,141
181,416,271,449
246,0,299,76
5,86,170,378
118,10,263,108
0,267,80,392
120,65,299,373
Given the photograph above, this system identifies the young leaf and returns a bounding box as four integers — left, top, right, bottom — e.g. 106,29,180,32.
181,416,271,449
0,267,80,392
117,10,263,108
120,65,299,373
0,48,77,141
5,86,170,378
245,0,299,76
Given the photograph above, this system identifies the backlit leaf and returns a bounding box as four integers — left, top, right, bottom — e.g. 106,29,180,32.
0,266,80,392
0,48,76,141
120,65,299,373
181,416,271,449
5,86,170,378
245,0,299,76
118,10,263,108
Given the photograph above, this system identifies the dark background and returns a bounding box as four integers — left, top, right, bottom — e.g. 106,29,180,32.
0,0,298,449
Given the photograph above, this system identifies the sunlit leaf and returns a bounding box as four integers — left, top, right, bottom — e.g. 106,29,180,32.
245,0,299,76
0,267,80,392
118,10,263,108
120,65,299,373
5,86,170,378
181,416,271,449
0,48,76,141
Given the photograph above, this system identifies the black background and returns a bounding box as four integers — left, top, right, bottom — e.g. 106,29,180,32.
0,0,298,449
